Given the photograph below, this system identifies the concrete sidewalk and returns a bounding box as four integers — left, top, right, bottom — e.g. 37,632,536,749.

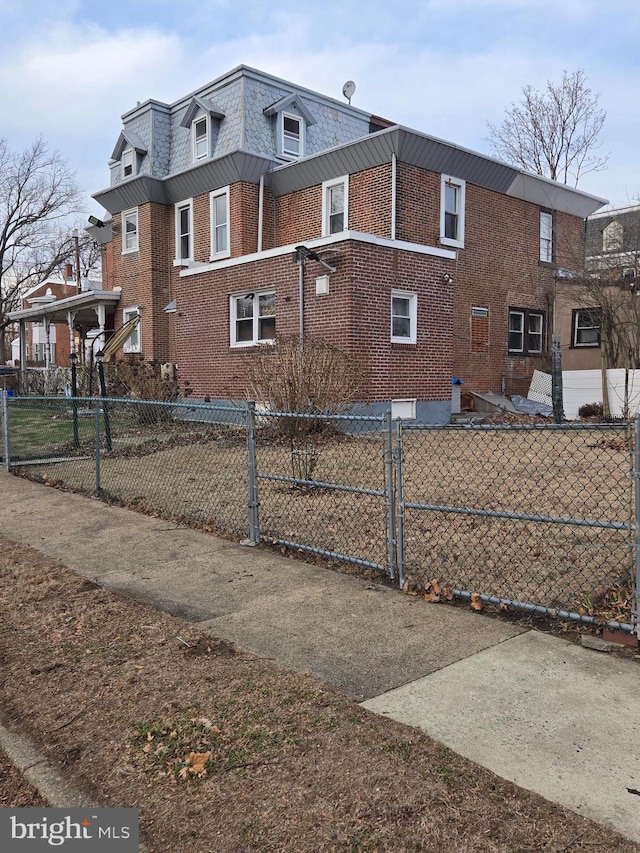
1,470,639,843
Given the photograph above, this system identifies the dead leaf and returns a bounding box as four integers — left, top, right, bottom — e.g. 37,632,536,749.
185,751,212,777
470,593,484,611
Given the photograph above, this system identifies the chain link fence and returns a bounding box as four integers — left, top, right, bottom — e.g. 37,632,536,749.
398,422,635,628
2,393,637,632
1,395,248,537
250,406,391,573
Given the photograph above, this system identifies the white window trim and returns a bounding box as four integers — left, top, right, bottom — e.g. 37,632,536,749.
122,208,139,254
572,308,600,348
508,307,544,355
122,306,141,354
539,210,553,263
440,175,465,249
391,290,417,345
278,111,304,161
210,187,230,260
192,114,209,162
321,175,349,237
122,147,135,179
174,199,194,264
230,289,276,348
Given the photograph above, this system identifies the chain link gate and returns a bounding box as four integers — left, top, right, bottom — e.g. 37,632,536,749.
247,404,396,577
391,418,638,634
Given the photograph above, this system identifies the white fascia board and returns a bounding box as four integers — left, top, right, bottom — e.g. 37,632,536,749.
179,230,456,278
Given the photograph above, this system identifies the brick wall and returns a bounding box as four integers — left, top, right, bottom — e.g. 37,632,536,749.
393,166,585,393
113,203,174,363
110,162,586,403
174,237,454,402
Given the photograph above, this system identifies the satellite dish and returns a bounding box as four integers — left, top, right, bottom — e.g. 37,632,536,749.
342,80,356,104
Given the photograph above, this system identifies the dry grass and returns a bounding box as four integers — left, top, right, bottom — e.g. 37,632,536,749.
15,421,634,622
1,536,638,852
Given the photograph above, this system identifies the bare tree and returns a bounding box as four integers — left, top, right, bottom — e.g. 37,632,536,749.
487,70,608,186
0,137,83,362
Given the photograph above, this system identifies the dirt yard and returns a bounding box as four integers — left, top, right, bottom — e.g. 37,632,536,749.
1,535,638,852
18,418,635,622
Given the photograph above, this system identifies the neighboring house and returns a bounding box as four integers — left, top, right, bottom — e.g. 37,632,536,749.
555,205,640,373
89,64,606,420
9,266,118,368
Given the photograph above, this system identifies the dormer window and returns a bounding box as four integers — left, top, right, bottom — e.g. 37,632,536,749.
110,131,147,182
603,220,623,252
193,116,208,161
179,96,225,164
122,148,135,179
281,113,302,159
264,93,316,162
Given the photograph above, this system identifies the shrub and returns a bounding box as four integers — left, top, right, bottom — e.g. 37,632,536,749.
244,335,366,482
578,401,603,419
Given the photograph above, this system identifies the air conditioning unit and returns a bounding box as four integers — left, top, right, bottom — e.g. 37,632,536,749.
622,267,637,282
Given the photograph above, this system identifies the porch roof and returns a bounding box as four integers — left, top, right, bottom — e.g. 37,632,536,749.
8,290,120,327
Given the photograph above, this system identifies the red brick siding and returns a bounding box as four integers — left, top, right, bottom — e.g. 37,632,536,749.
174,238,454,402
113,203,174,363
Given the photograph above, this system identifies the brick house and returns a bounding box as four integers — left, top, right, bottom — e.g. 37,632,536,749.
9,270,111,368
90,64,606,420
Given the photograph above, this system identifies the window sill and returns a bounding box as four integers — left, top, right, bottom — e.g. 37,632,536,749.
439,236,464,250
209,251,231,262
121,248,139,256
391,339,417,346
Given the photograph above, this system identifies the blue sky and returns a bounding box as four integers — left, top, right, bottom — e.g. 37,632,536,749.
0,0,638,218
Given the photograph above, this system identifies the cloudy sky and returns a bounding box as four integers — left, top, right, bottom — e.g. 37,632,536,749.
0,0,638,218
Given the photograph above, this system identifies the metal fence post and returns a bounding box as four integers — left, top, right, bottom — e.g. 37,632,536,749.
245,400,260,545
1,391,10,471
384,410,397,580
94,398,102,496
634,415,640,638
395,417,406,589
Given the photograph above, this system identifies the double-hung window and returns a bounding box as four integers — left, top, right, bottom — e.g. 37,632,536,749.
572,308,600,347
122,148,135,179
122,208,138,253
440,175,465,248
322,176,348,236
391,291,417,344
508,308,544,355
539,210,554,263
281,113,302,158
123,307,141,354
175,200,193,264
210,187,230,259
230,290,276,347
193,116,208,161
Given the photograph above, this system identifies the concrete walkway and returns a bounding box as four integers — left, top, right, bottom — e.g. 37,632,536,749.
1,471,639,843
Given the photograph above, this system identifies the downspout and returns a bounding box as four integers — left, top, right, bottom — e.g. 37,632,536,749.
391,153,397,240
257,174,264,253
298,257,305,340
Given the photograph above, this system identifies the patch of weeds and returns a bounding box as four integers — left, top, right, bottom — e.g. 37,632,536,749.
345,832,380,852
131,713,219,780
382,739,415,761
433,743,457,787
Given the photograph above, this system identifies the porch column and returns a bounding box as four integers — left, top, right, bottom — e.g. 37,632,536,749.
19,320,27,393
44,317,52,369
67,310,77,355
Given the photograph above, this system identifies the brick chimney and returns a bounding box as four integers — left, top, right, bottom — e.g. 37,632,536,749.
64,263,73,282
